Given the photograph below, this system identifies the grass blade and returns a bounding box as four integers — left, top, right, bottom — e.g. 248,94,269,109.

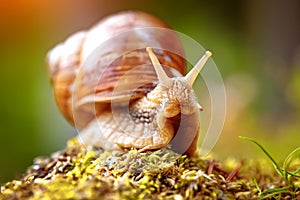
283,146,300,181
239,136,284,177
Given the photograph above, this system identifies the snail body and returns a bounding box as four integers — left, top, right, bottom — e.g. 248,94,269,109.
47,11,211,156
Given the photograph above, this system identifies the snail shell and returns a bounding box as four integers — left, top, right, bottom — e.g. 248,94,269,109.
47,11,211,156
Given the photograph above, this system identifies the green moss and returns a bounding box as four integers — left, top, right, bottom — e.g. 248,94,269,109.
1,138,299,199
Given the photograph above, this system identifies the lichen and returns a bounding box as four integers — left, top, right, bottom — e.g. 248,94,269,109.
1,138,299,200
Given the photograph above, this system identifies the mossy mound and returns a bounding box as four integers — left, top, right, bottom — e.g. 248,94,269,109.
1,138,299,200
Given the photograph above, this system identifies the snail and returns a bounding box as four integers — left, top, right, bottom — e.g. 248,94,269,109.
46,11,212,157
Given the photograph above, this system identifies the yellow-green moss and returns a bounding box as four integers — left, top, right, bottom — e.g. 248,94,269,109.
1,138,299,200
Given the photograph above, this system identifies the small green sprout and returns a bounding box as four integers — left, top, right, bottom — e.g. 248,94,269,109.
240,136,300,198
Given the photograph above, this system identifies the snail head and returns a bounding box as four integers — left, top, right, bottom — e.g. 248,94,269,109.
146,47,211,118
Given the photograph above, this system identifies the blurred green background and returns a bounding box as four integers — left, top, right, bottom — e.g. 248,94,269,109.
1,0,300,183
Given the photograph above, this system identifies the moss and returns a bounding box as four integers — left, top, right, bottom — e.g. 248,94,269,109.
1,138,299,200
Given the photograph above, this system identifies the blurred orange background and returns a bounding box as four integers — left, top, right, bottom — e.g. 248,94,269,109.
0,0,300,183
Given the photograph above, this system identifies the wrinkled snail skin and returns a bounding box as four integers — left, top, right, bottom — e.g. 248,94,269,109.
47,11,212,157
